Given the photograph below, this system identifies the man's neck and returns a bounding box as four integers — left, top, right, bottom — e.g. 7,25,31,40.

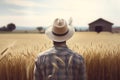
53,41,67,47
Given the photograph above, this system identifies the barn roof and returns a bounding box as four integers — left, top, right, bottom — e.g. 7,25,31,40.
89,18,114,25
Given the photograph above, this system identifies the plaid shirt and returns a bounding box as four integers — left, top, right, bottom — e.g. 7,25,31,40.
34,45,86,80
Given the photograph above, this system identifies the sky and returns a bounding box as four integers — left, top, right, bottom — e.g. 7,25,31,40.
0,0,120,27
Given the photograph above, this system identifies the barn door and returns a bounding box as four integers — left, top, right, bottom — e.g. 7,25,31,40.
95,26,103,33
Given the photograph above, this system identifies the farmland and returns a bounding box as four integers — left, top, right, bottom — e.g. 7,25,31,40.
0,32,120,80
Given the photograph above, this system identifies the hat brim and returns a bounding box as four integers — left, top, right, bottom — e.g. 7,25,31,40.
45,25,75,42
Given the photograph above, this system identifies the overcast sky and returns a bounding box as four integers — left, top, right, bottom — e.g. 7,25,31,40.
0,0,120,27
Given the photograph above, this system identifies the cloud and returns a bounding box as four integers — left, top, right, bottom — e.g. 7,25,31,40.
0,0,120,26
9,8,40,15
4,0,48,8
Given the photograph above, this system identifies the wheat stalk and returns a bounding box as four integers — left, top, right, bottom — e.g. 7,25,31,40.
68,55,73,66
0,48,8,61
54,55,65,66
0,48,8,55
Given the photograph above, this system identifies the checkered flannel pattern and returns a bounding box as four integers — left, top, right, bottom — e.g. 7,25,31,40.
34,45,86,80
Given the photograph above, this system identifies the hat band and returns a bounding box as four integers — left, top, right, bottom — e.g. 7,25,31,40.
52,30,69,36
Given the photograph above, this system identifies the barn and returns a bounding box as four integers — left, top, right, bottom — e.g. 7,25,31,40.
89,18,114,32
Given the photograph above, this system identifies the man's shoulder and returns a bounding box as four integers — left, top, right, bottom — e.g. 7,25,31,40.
68,49,83,58
37,48,55,57
73,52,84,59
35,48,54,62
70,51,84,63
36,47,84,61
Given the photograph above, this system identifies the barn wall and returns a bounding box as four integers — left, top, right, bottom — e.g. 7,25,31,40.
89,20,112,32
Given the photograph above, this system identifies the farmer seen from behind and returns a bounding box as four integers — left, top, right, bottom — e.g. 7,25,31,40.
34,18,86,80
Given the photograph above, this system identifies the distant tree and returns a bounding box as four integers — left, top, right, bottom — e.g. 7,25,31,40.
24,30,28,33
0,26,7,31
37,26,43,31
7,23,16,31
37,26,45,33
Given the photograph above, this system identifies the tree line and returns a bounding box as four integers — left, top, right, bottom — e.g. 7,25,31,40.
0,23,16,32
36,26,89,33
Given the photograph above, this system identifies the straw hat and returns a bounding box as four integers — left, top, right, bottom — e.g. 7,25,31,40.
45,18,75,42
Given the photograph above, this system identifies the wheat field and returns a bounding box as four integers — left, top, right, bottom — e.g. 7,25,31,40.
0,32,120,80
